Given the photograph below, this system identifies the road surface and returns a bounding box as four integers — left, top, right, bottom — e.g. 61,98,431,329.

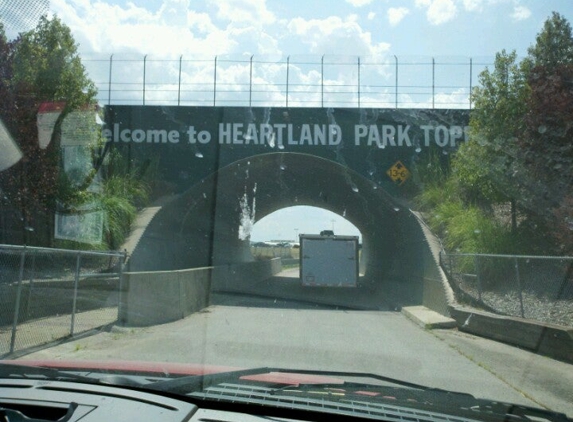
17,290,573,416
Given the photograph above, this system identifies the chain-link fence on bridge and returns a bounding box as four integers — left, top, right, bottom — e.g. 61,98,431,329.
440,252,573,328
81,54,496,109
0,245,126,357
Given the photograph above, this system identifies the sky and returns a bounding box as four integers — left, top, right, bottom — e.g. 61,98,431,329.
2,0,572,242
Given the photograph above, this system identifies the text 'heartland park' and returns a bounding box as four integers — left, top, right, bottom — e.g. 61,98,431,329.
102,123,470,148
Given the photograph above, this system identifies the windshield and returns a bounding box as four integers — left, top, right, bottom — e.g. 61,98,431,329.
0,0,572,420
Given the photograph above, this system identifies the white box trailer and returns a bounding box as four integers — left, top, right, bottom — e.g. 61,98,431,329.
299,232,359,287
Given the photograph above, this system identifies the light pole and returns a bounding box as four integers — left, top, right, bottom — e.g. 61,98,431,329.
331,219,335,232
294,228,299,242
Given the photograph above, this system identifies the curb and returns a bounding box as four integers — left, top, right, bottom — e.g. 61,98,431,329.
448,305,573,364
402,306,457,329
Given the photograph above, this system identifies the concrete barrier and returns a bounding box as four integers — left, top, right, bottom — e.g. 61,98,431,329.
210,258,282,293
119,258,282,327
118,267,212,327
449,305,573,364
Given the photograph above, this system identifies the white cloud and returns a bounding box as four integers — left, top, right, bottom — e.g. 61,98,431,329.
462,0,483,12
345,0,374,6
208,0,275,26
50,0,279,56
367,12,376,20
287,16,390,56
387,7,409,27
415,0,457,25
511,5,531,21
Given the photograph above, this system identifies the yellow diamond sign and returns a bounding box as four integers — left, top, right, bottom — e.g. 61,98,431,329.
387,161,410,185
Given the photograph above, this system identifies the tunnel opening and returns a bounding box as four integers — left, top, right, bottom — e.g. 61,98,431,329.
249,205,363,271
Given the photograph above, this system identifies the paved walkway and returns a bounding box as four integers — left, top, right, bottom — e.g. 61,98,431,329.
120,195,178,258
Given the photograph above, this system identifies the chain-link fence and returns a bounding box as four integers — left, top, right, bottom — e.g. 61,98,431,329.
440,252,573,328
0,244,126,357
81,54,495,109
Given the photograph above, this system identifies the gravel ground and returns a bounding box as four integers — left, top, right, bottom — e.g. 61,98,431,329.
452,273,573,328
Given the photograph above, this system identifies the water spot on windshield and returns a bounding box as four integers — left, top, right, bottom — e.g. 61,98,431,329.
238,183,257,241
351,184,359,193
280,164,286,171
415,146,422,153
393,207,400,212
195,151,203,158
538,125,547,134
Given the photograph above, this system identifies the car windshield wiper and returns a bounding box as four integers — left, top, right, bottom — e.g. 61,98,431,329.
145,366,454,395
0,363,146,388
0,363,100,384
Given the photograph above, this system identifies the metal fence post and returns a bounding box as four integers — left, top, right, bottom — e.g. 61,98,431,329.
117,251,127,324
10,248,26,354
25,251,36,319
432,57,435,109
515,257,525,318
70,253,81,336
178,55,182,106
474,254,482,302
321,55,324,108
213,56,217,106
286,56,290,108
469,57,473,109
249,55,253,107
394,55,398,108
143,54,147,105
108,54,113,105
357,56,361,108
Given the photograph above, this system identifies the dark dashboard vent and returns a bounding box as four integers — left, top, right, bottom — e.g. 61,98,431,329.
0,401,76,421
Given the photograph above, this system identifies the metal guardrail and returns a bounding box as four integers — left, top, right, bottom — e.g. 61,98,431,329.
0,245,127,357
440,252,573,328
81,54,496,108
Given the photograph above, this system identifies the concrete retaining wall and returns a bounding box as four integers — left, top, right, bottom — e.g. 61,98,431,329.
119,258,282,327
210,258,282,293
449,305,573,364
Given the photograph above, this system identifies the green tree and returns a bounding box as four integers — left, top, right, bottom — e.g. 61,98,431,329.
453,50,528,208
421,12,573,254
526,12,573,71
12,15,96,107
0,15,97,245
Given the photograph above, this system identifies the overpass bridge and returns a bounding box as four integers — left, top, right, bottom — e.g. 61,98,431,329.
106,106,469,315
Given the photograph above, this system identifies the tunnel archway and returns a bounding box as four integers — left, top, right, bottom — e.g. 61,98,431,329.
128,152,419,285
250,205,362,243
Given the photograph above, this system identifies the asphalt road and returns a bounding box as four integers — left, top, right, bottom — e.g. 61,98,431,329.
17,290,573,417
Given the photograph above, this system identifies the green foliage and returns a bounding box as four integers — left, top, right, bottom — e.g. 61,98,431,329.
11,15,96,107
470,50,530,144
526,12,573,71
418,12,573,256
96,150,150,249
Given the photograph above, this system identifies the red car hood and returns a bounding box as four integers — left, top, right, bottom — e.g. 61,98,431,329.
1,360,344,387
